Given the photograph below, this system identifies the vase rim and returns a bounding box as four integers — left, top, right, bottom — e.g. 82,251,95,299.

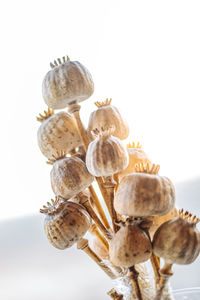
173,287,200,295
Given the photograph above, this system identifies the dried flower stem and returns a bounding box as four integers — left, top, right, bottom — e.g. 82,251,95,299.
141,226,161,287
89,223,109,251
79,192,112,240
89,224,123,277
155,263,173,300
128,266,144,300
103,176,120,233
150,254,160,286
77,238,117,279
88,185,111,230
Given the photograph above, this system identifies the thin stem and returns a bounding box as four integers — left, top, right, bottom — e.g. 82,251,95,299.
128,266,143,300
155,263,173,300
88,185,111,230
80,194,112,240
150,254,160,287
142,226,161,287
77,238,116,279
103,176,120,233
89,223,109,251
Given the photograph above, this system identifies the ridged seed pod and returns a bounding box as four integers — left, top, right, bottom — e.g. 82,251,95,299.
153,209,200,265
37,109,81,159
87,98,129,140
116,142,151,183
109,221,152,267
114,163,175,217
50,156,94,199
40,199,91,250
42,56,94,109
86,127,129,177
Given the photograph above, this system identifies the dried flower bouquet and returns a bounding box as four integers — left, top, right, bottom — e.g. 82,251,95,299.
37,56,200,300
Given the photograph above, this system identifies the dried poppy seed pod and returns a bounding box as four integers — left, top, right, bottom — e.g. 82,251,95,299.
87,98,129,140
50,155,94,199
116,142,151,182
149,207,178,239
42,56,94,109
109,220,152,267
86,127,129,177
153,209,200,265
37,109,81,159
40,198,91,250
114,163,175,217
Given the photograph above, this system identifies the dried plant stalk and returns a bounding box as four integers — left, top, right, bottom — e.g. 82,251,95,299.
89,223,109,251
79,192,112,240
77,238,117,279
128,266,143,300
155,263,173,300
88,185,111,230
103,176,120,233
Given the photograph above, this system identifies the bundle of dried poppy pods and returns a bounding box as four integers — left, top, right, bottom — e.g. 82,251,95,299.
37,55,200,300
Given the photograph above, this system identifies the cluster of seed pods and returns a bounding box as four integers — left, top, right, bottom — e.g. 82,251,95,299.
37,55,200,300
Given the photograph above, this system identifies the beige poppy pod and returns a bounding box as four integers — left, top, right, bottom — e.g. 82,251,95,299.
149,207,178,239
40,198,91,250
37,109,81,159
86,127,129,177
87,98,129,140
117,142,151,182
153,209,200,265
42,55,94,109
109,221,152,267
50,156,94,199
114,163,175,217
92,236,109,260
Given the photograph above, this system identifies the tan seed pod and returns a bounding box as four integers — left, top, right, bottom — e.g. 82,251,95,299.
42,56,94,109
37,111,82,159
149,207,178,239
114,163,175,217
50,156,94,199
116,142,151,182
40,199,91,250
87,98,129,140
86,127,129,177
109,221,152,267
153,209,200,265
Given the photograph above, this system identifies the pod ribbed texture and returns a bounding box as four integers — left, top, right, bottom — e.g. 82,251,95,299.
109,224,152,267
86,136,129,177
44,202,91,250
114,173,175,217
37,112,81,159
87,105,129,140
51,157,94,199
42,61,94,109
153,217,200,264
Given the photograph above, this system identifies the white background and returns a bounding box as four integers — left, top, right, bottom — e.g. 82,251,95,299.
0,0,200,220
